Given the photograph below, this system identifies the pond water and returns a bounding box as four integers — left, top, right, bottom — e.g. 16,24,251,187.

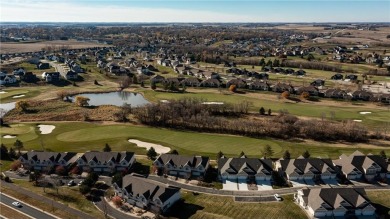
0,102,16,112
69,91,150,107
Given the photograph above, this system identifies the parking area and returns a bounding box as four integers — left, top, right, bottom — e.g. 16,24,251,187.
222,179,238,190
290,179,307,187
256,180,273,190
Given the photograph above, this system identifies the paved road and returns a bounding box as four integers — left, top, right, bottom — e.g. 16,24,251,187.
94,197,137,219
0,193,56,219
1,181,95,219
147,175,390,197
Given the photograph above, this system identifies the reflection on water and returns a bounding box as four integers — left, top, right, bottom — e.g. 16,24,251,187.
0,102,16,115
69,91,149,107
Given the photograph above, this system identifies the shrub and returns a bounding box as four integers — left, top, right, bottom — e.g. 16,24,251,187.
300,91,310,100
15,101,29,112
75,96,90,107
112,196,123,207
10,160,22,171
229,85,237,92
281,91,290,99
55,166,67,176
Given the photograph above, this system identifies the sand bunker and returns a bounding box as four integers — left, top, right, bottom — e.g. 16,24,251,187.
202,102,224,105
353,120,362,122
128,139,170,154
0,91,7,94
38,125,56,134
359,112,371,115
160,100,170,103
12,94,25,98
3,135,16,138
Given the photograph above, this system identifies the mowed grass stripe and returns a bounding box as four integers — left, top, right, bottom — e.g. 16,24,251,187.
1,122,389,159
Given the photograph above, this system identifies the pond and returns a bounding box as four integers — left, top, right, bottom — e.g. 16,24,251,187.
69,91,150,107
0,102,16,113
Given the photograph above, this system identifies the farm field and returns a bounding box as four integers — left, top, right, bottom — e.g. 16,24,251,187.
0,40,110,54
169,192,306,219
1,122,389,159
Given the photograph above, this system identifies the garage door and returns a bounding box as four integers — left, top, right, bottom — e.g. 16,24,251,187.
192,172,200,176
169,171,177,175
314,211,326,217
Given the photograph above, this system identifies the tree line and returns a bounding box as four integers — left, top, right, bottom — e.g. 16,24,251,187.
133,98,369,142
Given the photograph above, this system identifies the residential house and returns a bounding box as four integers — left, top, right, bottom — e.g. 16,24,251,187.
150,75,166,84
113,173,181,213
76,151,135,174
12,67,25,76
276,157,338,182
199,78,221,88
0,73,17,85
153,154,210,178
248,81,270,91
19,151,78,172
20,72,38,83
310,79,325,87
226,78,247,88
295,69,306,76
272,83,294,93
324,88,348,99
351,90,373,101
333,150,390,181
218,156,273,190
42,72,60,82
345,74,358,81
331,73,344,80
376,93,390,104
296,188,376,218
180,77,202,87
296,85,319,96
65,70,78,80
37,62,50,69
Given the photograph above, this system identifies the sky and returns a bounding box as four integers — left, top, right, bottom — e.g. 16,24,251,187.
1,0,389,23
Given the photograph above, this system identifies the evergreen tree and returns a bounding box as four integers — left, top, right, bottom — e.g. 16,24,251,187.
217,151,224,160
13,139,24,156
0,144,10,160
8,148,16,159
103,143,112,152
259,58,265,66
283,150,291,160
147,147,157,160
170,149,179,155
302,150,311,158
259,107,265,115
268,108,272,116
262,145,274,159
379,150,387,159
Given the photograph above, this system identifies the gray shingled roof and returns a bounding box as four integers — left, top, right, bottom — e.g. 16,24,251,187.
302,188,372,211
280,158,337,176
121,174,180,202
21,151,78,163
155,154,209,168
218,158,273,176
333,150,389,175
80,152,134,164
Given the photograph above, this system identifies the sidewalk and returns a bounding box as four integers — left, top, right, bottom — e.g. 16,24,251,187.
1,181,95,219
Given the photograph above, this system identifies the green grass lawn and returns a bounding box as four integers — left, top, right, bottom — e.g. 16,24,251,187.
366,190,390,217
13,179,104,219
0,88,42,103
168,192,306,219
1,122,389,159
138,89,390,128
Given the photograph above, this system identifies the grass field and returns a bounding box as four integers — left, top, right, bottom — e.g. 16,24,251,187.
12,179,104,219
366,190,390,217
0,186,76,219
1,122,389,159
169,192,306,219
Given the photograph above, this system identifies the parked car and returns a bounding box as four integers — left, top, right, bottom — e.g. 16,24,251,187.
12,201,22,207
78,180,83,186
274,194,282,201
67,180,75,186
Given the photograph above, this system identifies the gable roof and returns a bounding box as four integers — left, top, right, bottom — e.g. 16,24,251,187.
155,154,209,168
80,152,134,164
20,151,78,164
302,188,372,211
334,150,388,174
280,158,337,175
218,157,273,176
121,174,180,203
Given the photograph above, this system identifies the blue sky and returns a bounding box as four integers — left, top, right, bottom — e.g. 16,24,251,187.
1,1,389,22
